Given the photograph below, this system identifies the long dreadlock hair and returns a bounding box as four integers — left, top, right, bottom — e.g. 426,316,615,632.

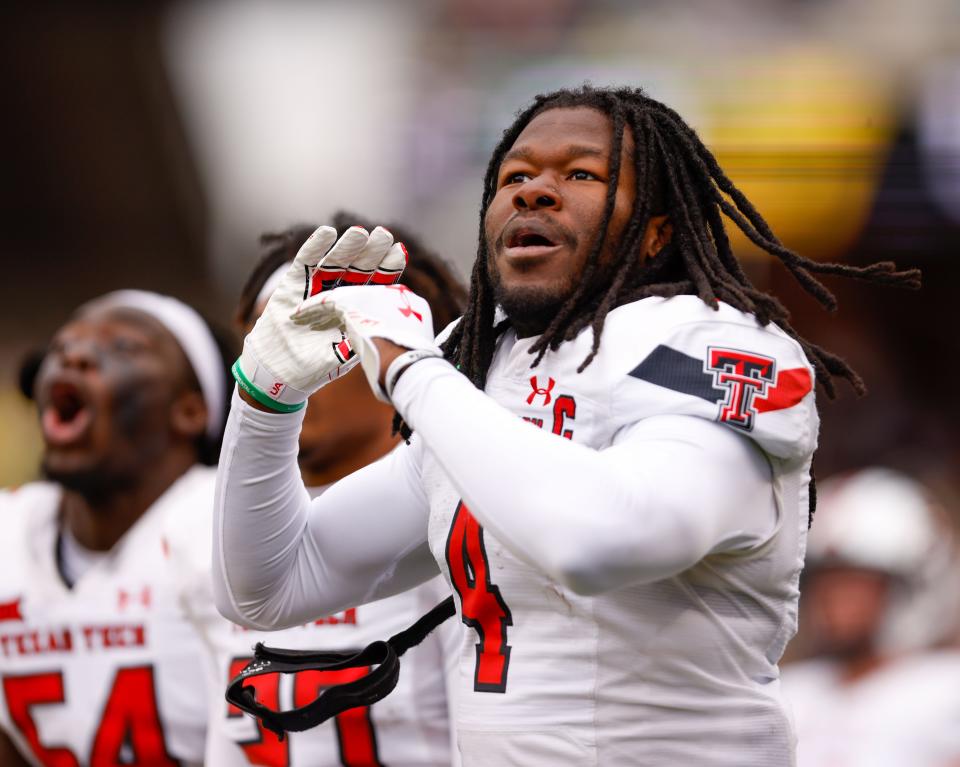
440,85,920,399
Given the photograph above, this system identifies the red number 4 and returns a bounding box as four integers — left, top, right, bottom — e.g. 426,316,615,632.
444,501,513,693
3,666,176,767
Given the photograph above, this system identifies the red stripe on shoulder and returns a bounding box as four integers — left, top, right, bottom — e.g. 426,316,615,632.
755,367,812,413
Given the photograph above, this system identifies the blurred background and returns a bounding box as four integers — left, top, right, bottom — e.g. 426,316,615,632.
1,0,960,759
3,0,959,486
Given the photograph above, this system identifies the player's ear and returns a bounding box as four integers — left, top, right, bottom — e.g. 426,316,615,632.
170,389,207,442
640,215,673,261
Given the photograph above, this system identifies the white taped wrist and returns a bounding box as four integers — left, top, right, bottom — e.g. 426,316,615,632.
237,346,309,409
384,348,444,402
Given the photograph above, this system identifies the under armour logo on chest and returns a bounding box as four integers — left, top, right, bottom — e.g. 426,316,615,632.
117,586,152,611
526,376,555,406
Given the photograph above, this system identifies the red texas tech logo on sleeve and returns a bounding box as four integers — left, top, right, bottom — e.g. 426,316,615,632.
705,347,775,431
630,342,812,429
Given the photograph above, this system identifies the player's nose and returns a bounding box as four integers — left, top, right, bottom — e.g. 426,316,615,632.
58,337,99,373
513,174,560,212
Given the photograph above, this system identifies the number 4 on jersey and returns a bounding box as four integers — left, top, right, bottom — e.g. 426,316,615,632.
444,502,513,693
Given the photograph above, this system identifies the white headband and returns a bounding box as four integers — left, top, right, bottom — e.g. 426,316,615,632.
255,262,291,311
84,290,226,439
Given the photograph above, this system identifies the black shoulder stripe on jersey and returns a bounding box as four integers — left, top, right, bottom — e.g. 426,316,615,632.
629,344,723,403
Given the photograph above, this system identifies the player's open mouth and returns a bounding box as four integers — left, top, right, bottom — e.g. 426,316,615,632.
41,381,93,446
503,222,564,259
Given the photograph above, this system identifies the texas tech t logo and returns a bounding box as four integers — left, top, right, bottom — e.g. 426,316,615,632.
705,347,776,431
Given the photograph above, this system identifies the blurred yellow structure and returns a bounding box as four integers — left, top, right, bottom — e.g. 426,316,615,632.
0,388,42,487
706,52,896,262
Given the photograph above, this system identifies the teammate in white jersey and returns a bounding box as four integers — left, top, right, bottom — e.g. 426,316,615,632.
0,290,232,767
782,468,960,767
164,215,465,767
213,85,920,765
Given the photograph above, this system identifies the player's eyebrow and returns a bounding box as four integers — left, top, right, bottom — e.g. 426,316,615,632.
502,144,608,164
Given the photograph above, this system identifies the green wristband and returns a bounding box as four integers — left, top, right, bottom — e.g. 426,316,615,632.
232,359,306,414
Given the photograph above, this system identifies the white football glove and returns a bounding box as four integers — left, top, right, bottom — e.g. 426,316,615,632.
291,284,441,403
233,225,407,412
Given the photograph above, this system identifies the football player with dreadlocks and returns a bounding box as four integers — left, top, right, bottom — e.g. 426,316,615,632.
212,85,920,765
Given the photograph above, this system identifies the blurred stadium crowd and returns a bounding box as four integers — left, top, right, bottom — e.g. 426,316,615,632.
2,1,960,765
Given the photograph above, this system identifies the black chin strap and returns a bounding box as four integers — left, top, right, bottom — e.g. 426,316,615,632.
225,597,456,740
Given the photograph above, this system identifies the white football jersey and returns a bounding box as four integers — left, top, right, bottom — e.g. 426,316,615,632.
165,484,456,767
423,296,818,766
783,653,960,766
0,467,214,767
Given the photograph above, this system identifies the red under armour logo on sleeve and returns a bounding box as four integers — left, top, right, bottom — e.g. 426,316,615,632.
386,285,423,322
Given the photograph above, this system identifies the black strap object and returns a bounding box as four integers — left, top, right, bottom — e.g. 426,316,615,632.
225,596,456,740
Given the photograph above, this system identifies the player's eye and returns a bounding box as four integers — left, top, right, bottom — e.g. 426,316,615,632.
568,169,600,181
502,171,532,186
110,336,146,355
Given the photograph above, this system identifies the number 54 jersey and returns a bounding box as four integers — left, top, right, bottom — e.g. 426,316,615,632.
421,297,819,766
0,468,213,767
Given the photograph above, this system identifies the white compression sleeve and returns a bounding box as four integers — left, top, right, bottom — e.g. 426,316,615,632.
391,359,777,595
213,389,436,630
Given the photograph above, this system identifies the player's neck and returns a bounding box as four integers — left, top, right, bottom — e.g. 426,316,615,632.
506,308,551,339
60,448,196,552
513,321,547,339
300,431,400,487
